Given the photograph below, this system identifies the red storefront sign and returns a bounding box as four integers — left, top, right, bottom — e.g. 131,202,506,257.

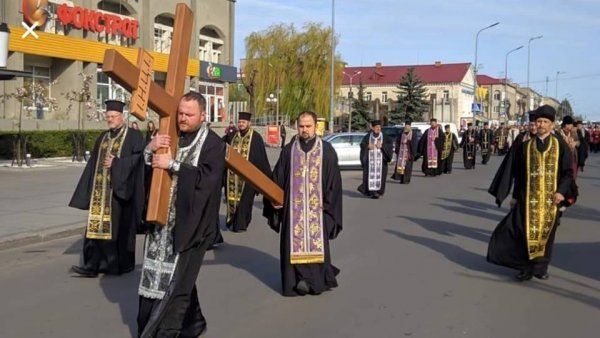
56,4,139,40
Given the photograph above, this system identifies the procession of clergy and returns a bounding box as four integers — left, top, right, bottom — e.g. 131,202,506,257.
67,90,580,337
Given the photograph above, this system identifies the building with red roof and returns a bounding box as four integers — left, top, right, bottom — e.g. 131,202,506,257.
339,61,476,126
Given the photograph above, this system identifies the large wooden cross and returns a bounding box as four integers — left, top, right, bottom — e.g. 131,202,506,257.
103,3,282,226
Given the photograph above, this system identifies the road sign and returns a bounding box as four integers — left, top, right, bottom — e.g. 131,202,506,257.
471,102,482,113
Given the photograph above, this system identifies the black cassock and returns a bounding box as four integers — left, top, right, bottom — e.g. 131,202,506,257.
487,135,577,275
138,130,226,338
460,129,477,169
478,129,494,165
576,128,590,170
69,128,145,275
391,131,419,183
223,130,271,232
440,132,459,174
359,132,393,196
417,127,446,176
263,137,343,297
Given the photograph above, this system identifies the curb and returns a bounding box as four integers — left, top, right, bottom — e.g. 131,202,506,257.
0,225,84,251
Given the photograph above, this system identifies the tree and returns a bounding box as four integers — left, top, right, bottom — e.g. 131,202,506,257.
349,81,370,131
392,67,429,123
0,80,58,166
62,72,97,162
558,99,573,121
243,23,343,121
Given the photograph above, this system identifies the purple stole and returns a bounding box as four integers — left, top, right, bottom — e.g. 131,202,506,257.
427,127,439,168
395,131,412,174
289,137,325,264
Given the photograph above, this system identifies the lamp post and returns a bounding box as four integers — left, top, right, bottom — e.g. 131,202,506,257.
555,71,565,101
473,22,500,127
343,70,361,131
329,0,336,134
268,63,281,125
0,23,9,68
526,35,543,111
266,93,277,124
504,45,523,121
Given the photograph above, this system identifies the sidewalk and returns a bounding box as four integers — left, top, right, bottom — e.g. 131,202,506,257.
0,162,87,250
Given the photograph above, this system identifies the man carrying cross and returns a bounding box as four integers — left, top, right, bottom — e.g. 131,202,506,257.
137,91,225,337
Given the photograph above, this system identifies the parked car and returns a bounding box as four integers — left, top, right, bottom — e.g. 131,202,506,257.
323,132,367,169
382,126,423,148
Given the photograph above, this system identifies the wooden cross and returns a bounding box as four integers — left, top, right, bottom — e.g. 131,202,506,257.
102,3,283,226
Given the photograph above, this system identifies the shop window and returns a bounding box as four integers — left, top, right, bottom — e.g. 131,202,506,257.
23,66,52,119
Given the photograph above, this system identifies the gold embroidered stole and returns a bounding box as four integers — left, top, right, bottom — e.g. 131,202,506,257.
86,128,128,240
442,132,452,160
226,129,254,222
525,136,559,259
289,138,324,264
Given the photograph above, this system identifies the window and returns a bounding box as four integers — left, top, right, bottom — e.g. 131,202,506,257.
96,68,129,117
154,24,173,53
381,91,388,102
493,91,502,101
199,27,223,63
365,92,372,101
443,90,450,103
493,106,499,113
23,66,51,119
41,3,66,35
329,135,352,144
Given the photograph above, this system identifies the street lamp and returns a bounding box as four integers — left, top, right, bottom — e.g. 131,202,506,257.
504,45,523,121
473,22,500,127
0,23,9,68
343,70,361,131
526,35,543,111
268,63,281,126
267,93,279,124
329,0,336,134
556,71,566,100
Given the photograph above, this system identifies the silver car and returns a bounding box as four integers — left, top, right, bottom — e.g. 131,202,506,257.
323,132,367,169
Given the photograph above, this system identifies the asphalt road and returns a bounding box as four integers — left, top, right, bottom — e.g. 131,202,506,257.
0,151,599,338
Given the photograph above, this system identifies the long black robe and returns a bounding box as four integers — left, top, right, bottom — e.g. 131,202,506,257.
495,127,509,155
263,137,343,297
138,130,226,338
69,128,145,275
460,129,477,169
440,132,459,174
418,127,446,176
391,131,419,183
359,132,393,196
223,130,272,232
576,128,589,170
487,134,577,275
478,129,494,165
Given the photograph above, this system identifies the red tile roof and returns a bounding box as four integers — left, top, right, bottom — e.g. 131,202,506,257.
342,62,472,86
477,74,504,85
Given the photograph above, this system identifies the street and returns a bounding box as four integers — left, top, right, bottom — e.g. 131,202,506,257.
0,151,599,338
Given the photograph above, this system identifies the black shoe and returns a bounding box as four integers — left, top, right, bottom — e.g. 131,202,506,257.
515,271,533,281
534,273,549,280
295,280,310,296
70,265,98,278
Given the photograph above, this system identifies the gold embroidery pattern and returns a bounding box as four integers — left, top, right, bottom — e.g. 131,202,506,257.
441,132,452,160
290,138,325,264
86,128,128,240
226,129,254,223
525,137,559,259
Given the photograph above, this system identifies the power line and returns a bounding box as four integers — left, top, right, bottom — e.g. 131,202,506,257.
513,73,600,86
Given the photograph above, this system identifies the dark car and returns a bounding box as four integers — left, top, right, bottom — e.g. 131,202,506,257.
382,126,423,147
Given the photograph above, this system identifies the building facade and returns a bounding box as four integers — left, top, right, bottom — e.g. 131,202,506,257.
476,74,528,123
339,62,476,127
0,0,236,129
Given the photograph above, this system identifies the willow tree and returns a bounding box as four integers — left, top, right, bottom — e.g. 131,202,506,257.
244,23,343,120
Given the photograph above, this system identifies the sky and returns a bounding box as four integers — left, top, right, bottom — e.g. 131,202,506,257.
235,0,600,120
